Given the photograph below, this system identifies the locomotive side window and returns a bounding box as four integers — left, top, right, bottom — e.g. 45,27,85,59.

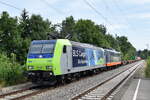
63,45,67,53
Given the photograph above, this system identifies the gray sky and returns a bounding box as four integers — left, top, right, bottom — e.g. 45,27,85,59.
0,0,150,50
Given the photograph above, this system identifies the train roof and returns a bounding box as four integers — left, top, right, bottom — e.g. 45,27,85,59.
70,41,104,51
104,49,121,54
31,40,56,44
31,39,121,53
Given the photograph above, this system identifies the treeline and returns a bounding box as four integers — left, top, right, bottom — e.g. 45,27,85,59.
0,9,136,65
0,9,136,86
137,49,150,59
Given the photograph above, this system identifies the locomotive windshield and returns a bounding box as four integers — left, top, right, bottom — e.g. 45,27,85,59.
42,44,55,53
29,40,56,54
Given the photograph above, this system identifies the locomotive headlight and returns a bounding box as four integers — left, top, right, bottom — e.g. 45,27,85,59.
46,66,52,69
28,66,34,69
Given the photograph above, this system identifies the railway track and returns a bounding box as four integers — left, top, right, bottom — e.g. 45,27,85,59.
0,61,142,100
71,61,143,100
0,85,55,100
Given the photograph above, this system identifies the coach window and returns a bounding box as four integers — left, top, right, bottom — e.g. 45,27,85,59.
63,45,67,53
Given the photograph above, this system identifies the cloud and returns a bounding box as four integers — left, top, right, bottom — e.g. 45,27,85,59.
44,0,60,5
123,0,150,5
127,13,150,19
131,0,150,4
107,24,126,33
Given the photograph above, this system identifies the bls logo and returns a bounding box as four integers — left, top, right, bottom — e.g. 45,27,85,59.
39,55,43,58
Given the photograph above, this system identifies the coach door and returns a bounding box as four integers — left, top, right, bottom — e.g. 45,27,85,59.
66,46,72,72
62,45,72,73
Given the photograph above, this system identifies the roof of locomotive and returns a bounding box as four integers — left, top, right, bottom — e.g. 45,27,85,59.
70,41,104,51
31,40,56,44
31,39,120,53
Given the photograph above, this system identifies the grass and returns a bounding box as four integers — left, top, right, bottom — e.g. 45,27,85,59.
0,53,27,87
145,57,150,78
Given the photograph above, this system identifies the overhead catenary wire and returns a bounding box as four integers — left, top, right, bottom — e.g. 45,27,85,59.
0,1,22,11
83,0,113,25
0,0,65,16
0,1,34,15
0,0,131,35
96,0,136,35
111,0,136,32
111,0,124,13
39,0,65,15
83,0,124,34
101,0,110,12
98,0,128,34
111,0,130,23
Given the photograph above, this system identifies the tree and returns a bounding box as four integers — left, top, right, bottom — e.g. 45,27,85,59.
95,24,107,35
61,16,75,39
17,9,32,63
105,34,120,51
0,10,137,64
19,9,31,38
0,12,21,56
137,49,150,59
117,36,136,60
74,19,110,48
29,14,52,40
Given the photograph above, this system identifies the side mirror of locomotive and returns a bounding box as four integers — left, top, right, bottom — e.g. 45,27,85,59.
63,45,67,53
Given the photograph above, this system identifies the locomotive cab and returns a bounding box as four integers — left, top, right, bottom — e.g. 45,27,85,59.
26,40,56,83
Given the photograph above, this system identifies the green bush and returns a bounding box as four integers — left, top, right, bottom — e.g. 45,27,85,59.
0,53,26,87
145,57,150,78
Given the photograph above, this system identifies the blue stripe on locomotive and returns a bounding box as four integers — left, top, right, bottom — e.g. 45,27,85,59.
28,53,53,59
72,46,103,67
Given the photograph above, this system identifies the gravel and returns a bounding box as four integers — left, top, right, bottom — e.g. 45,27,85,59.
0,82,33,95
25,62,140,100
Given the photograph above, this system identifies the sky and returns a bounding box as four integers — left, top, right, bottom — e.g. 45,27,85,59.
0,0,150,50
